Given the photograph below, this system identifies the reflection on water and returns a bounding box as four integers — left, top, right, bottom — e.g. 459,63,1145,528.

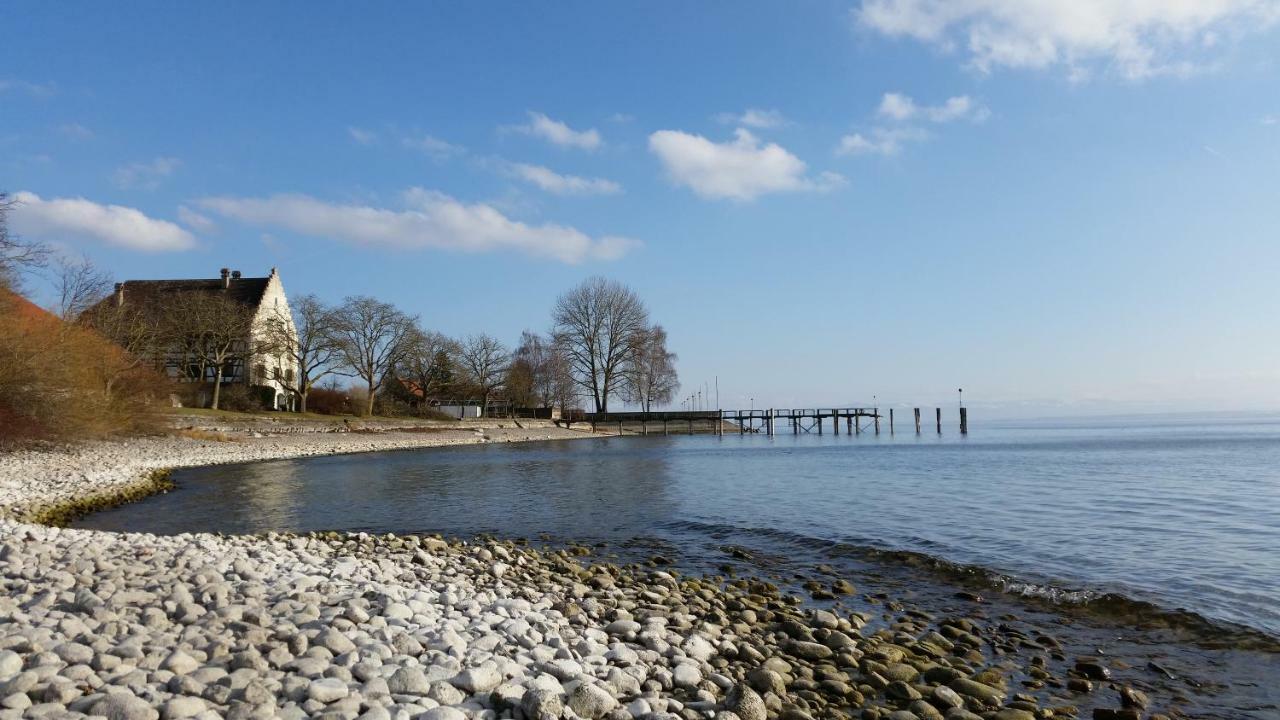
103,438,677,539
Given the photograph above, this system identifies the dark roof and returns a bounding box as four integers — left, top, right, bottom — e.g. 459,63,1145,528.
113,277,271,308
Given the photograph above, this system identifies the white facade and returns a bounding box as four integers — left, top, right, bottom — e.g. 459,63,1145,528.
248,269,299,410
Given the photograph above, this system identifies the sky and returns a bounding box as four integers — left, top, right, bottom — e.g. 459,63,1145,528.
3,1,1279,417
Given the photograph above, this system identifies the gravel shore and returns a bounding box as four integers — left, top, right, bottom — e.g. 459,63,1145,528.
0,427,1173,720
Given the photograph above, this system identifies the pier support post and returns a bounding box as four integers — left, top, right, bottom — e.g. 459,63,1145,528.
890,408,894,434
767,409,774,436
833,411,839,435
960,407,968,434
874,408,880,435
818,412,823,434
914,408,921,434
855,412,861,435
936,408,942,434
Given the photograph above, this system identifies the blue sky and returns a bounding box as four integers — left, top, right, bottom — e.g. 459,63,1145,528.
3,1,1279,416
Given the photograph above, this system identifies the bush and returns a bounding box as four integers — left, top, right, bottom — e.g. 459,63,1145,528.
306,387,355,416
215,384,274,412
0,288,163,447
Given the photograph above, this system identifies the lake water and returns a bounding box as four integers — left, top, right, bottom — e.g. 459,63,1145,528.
78,413,1280,641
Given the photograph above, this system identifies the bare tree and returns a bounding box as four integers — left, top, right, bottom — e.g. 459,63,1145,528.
545,337,579,412
261,294,339,413
161,292,255,410
51,254,113,321
0,192,50,290
80,293,165,397
624,325,680,412
458,333,509,415
551,277,650,413
330,296,415,416
508,331,579,411
395,326,460,414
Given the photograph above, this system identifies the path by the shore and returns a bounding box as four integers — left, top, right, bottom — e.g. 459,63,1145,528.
0,424,1175,720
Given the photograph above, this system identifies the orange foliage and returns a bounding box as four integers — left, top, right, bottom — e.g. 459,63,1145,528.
0,287,162,446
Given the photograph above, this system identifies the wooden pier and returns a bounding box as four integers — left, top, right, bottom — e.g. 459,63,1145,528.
565,407,969,436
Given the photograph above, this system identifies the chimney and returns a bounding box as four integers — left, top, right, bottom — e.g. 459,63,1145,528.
220,268,230,288
231,270,242,279
114,283,125,307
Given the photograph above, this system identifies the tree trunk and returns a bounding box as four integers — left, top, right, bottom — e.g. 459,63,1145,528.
299,392,308,413
211,366,224,410
365,378,376,417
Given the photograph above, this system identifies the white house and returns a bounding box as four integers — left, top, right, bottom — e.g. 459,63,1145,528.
97,267,300,410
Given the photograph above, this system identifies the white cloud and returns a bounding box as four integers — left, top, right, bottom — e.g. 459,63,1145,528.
649,128,843,201
608,113,635,123
402,133,465,160
855,0,1280,79
507,163,622,196
515,112,602,150
198,189,635,264
0,79,57,98
348,127,377,145
715,108,789,129
112,157,181,190
9,192,197,252
836,127,930,156
878,92,988,123
58,123,93,140
1263,115,1278,125
177,205,216,233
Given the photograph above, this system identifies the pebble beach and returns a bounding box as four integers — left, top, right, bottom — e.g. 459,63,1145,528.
0,424,1204,720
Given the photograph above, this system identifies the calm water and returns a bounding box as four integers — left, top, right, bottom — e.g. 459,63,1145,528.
78,414,1280,639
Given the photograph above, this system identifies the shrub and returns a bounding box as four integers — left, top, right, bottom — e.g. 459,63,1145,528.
0,288,163,447
306,387,355,416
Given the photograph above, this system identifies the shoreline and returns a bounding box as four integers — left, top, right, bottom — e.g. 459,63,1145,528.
0,426,1262,719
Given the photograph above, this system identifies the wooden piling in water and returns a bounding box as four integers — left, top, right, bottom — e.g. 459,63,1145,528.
960,407,968,434
914,408,921,434
890,408,894,434
936,408,942,434
874,408,880,435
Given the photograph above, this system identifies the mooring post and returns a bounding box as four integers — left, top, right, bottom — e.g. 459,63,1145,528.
717,412,723,437
618,419,623,436
874,408,880,435
641,417,647,435
914,407,921,434
767,409,774,436
890,408,895,434
738,411,744,435
960,407,968,434
663,418,668,435
936,408,942,434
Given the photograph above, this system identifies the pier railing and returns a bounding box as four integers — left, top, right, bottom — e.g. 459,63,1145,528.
565,406,967,436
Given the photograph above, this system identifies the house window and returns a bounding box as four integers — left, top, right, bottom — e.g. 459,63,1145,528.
285,368,295,383
254,363,267,384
